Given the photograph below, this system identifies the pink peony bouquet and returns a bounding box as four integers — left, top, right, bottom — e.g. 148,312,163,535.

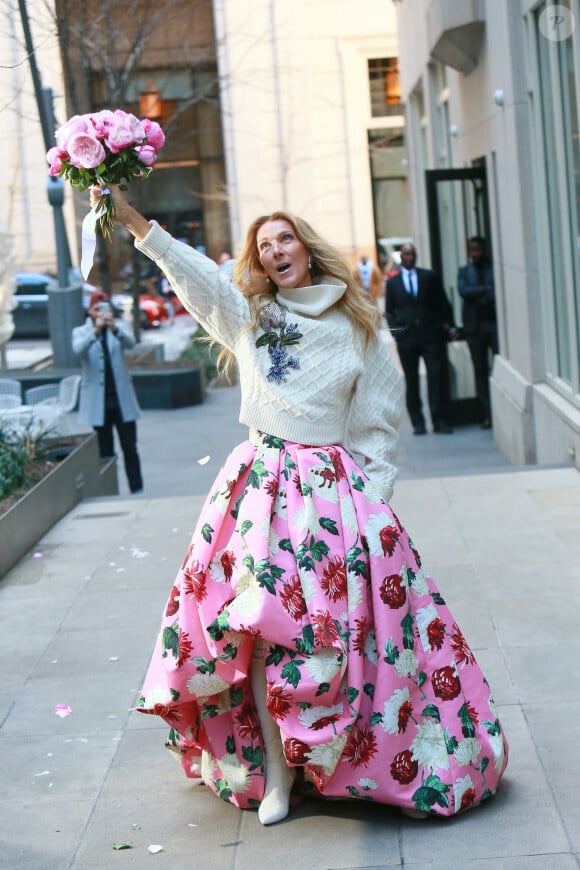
46,109,165,237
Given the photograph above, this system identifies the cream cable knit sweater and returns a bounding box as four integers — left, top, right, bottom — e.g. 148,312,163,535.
136,222,402,502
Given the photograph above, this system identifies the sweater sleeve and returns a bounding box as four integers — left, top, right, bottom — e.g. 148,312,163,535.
135,221,250,350
345,337,402,503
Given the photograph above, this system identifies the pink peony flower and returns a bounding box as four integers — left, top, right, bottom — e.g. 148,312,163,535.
115,110,145,144
142,118,165,150
89,109,117,139
136,144,157,167
46,146,65,176
68,133,106,169
55,114,91,150
105,120,137,154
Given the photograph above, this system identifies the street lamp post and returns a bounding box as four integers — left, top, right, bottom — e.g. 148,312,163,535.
18,0,83,369
43,87,84,369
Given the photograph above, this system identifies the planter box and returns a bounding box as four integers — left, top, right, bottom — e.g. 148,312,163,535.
0,433,117,579
130,362,206,409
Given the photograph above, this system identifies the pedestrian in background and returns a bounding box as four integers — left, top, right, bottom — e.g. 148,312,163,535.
457,236,498,429
72,290,143,494
89,184,507,828
353,253,383,301
386,243,457,435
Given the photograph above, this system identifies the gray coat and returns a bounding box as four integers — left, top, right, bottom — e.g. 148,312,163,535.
72,318,140,426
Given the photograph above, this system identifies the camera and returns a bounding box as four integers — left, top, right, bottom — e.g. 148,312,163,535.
98,302,111,315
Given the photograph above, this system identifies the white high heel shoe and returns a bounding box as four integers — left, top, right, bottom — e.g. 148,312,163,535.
258,742,296,825
251,639,295,826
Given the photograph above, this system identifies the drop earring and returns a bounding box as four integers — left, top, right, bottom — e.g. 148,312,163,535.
308,254,313,270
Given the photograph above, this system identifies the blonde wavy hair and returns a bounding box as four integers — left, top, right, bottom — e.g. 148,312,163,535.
218,211,379,375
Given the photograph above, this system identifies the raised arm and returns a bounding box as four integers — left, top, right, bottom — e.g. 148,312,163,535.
90,185,250,349
72,319,98,356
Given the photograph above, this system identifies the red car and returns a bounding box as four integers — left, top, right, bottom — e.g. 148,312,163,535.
137,294,170,328
109,292,170,329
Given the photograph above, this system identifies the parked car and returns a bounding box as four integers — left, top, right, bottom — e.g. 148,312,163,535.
110,291,169,329
12,272,57,338
138,294,170,328
11,272,166,338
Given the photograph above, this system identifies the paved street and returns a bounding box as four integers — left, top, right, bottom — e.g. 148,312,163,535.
1,326,579,868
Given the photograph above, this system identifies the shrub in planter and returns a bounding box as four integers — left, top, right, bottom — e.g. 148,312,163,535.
0,434,27,499
179,325,222,383
0,420,54,501
0,430,111,578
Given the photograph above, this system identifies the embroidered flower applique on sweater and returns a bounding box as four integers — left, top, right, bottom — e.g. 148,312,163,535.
256,300,303,383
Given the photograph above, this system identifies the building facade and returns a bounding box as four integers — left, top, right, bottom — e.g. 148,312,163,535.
393,0,580,470
2,0,73,273
213,0,410,263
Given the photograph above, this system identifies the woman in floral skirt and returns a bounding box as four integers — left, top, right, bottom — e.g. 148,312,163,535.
91,186,508,826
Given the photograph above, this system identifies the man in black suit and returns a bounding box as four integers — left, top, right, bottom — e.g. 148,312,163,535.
386,243,456,435
457,236,498,429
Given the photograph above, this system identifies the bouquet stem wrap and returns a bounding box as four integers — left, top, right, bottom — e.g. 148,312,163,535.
80,189,112,279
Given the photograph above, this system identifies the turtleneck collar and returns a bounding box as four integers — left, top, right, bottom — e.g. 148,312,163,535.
276,276,346,317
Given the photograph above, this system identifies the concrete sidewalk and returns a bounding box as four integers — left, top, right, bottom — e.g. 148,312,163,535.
1,339,580,868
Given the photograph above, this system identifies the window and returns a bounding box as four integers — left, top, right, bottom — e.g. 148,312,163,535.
368,58,402,117
562,33,580,364
534,2,580,392
368,127,410,266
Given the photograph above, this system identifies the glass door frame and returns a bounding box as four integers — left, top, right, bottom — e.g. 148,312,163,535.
424,166,492,423
425,166,490,281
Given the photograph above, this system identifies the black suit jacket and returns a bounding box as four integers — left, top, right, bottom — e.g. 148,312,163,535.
385,267,455,347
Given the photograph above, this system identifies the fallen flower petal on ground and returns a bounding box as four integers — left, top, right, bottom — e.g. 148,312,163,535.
54,704,72,718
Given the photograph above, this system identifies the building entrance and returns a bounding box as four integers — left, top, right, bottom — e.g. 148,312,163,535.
425,165,493,424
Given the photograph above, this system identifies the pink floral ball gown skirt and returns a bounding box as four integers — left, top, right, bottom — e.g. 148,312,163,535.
138,431,508,816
